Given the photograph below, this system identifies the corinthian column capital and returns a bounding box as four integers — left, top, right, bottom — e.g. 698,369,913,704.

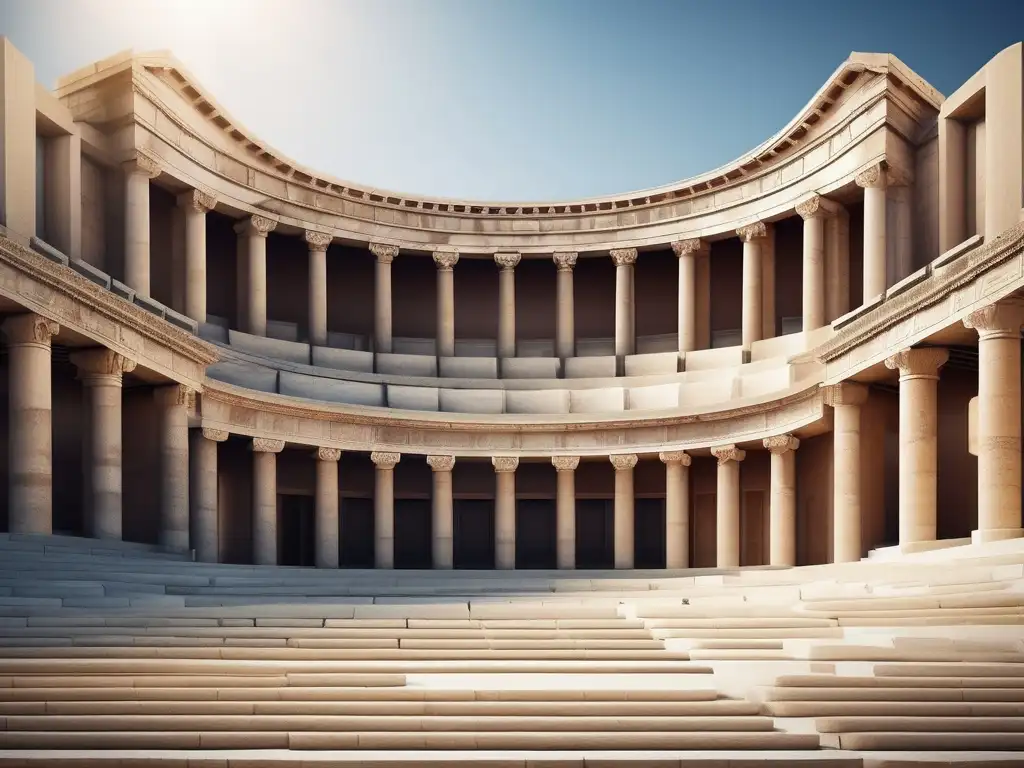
2,314,59,347
178,188,217,214
609,454,638,471
671,238,706,257
736,221,767,242
494,252,521,270
201,428,230,442
123,150,161,179
711,444,746,464
316,447,342,462
370,243,399,263
795,193,839,220
884,347,949,380
304,230,332,252
251,438,285,454
855,162,887,189
551,455,580,471
492,456,519,473
609,248,638,267
433,248,460,270
70,348,137,382
658,450,691,466
763,434,800,454
553,251,578,272
370,451,401,469
964,303,1024,340
427,455,456,472
234,214,278,238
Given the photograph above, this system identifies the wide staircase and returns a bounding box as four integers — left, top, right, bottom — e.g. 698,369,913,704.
0,533,1022,765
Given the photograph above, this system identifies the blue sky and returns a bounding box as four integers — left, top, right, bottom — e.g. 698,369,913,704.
0,0,1020,201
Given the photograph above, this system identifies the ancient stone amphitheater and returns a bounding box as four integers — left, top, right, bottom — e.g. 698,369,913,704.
0,34,1022,765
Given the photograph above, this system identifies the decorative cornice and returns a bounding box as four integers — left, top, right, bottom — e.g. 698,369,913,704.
369,243,399,264
711,444,746,464
609,248,638,267
551,456,580,471
658,451,691,466
963,303,1024,340
433,249,460,271
1,314,59,347
201,427,229,442
234,214,277,237
70,348,137,380
177,188,216,214
123,149,161,179
304,230,332,252
252,437,285,453
736,221,767,242
609,453,638,471
492,456,519,473
370,451,401,469
884,347,949,380
316,446,342,461
795,194,838,220
822,382,869,407
494,252,521,270
427,454,456,472
553,252,578,272
855,162,886,189
671,239,706,258
763,434,800,454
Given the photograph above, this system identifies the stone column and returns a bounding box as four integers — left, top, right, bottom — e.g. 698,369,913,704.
122,151,161,297
70,349,136,541
736,222,766,348
610,454,637,569
796,194,836,333
553,252,577,359
611,248,638,360
711,444,746,568
314,447,341,569
428,455,455,569
965,304,1024,542
552,456,579,569
763,435,799,567
371,451,400,568
191,427,227,563
856,163,888,302
2,315,59,535
178,189,216,323
660,451,691,569
495,252,520,359
233,214,277,337
825,382,869,564
885,348,949,546
671,239,703,355
305,231,332,347
493,456,518,570
433,248,459,357
370,244,398,354
251,438,284,566
155,385,192,551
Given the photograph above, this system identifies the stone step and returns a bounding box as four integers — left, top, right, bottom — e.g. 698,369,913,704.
653,627,842,639
643,617,838,629
773,673,1024,689
765,700,1024,717
817,715,1024,733
764,687,1024,703
819,730,1024,749
873,663,1024,678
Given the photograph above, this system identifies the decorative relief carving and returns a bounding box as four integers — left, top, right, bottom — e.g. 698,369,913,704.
124,150,162,179
316,446,342,461
492,456,519,473
658,450,692,465
304,230,333,252
252,437,285,453
201,427,229,442
369,243,399,264
551,455,580,471
855,163,885,189
370,451,401,468
609,248,638,267
736,222,767,242
432,249,460,270
1,314,59,346
671,239,705,258
234,214,278,237
553,252,578,272
763,434,800,453
427,454,456,472
711,444,746,464
822,382,869,407
609,453,638,470
178,188,217,214
884,347,949,379
964,303,1024,340
70,348,137,379
494,252,521,270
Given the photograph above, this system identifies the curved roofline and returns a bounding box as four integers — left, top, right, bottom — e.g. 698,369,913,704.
57,47,943,214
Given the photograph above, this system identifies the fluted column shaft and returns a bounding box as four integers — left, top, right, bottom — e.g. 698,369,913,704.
672,240,702,355
827,383,868,563
553,456,579,569
2,315,58,534
235,215,277,337
252,438,284,566
711,445,745,567
123,154,160,297
179,189,215,323
315,448,341,569
155,385,191,551
554,253,577,359
493,457,518,570
305,231,331,347
428,456,455,569
857,164,888,301
191,428,227,563
434,249,459,357
611,249,637,359
660,451,691,569
371,452,400,568
764,436,799,566
611,454,637,569
371,245,398,354
737,223,766,348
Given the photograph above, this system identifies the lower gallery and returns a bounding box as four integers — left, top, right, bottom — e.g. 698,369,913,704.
0,34,1022,765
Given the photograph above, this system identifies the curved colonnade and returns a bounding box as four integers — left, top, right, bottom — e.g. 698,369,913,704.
0,39,1023,574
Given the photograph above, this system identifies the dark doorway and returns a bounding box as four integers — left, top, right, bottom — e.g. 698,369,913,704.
454,499,495,569
576,499,614,569
394,499,432,569
635,498,666,569
279,495,315,566
516,499,556,569
340,497,374,568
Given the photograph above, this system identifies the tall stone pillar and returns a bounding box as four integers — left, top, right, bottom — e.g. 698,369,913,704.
736,222,767,348
178,189,216,323
123,151,161,297
251,438,284,566
610,248,638,360
763,435,799,567
552,456,579,569
671,239,703,355
610,454,637,569
191,427,227,563
856,163,888,302
553,252,577,359
885,348,949,546
825,382,869,563
660,451,691,569
155,385,191,551
433,248,459,357
314,447,341,569
493,456,518,570
796,194,836,333
711,444,746,568
305,231,332,347
70,349,136,541
428,455,455,569
370,244,398,354
965,304,1024,542
495,252,520,359
233,214,277,337
371,451,400,568
2,315,59,535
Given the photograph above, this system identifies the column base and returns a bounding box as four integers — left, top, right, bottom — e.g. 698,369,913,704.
972,527,1024,544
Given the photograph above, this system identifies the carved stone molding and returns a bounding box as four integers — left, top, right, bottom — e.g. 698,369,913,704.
304,230,332,252
551,456,580,471
201,427,229,442
609,248,638,267
763,434,800,454
427,455,456,472
492,456,519,473
433,249,460,271
178,188,217,214
736,222,767,242
252,437,285,453
609,453,638,471
671,239,706,258
553,252,578,272
316,446,342,462
964,303,1024,340
658,450,692,466
795,194,838,220
369,243,399,264
1,314,59,347
823,381,869,407
711,444,746,464
370,451,401,469
494,252,521,270
855,163,886,189
70,348,137,382
234,214,278,238
154,383,195,409
884,347,949,380
123,150,161,179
